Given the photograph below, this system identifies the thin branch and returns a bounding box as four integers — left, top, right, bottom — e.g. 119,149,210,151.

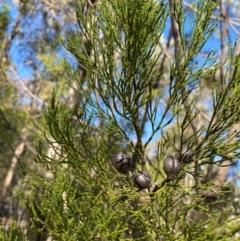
200,110,211,122
169,0,181,60
158,41,172,63
7,67,44,104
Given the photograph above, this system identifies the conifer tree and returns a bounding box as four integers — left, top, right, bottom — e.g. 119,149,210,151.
20,0,240,240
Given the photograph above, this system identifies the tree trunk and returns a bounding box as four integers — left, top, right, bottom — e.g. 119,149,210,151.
1,135,26,199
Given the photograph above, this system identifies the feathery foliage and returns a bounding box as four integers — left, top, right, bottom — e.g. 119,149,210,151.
20,0,240,240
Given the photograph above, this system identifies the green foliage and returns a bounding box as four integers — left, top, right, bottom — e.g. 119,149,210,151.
0,222,28,241
22,0,240,240
0,5,10,41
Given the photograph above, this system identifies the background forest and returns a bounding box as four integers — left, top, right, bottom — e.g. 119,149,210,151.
1,0,240,240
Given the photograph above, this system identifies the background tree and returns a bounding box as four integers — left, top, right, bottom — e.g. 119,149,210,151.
0,0,77,236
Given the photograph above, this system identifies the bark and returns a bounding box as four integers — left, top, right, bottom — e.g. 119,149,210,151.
214,124,239,186
208,0,232,191
169,0,181,60
1,134,27,199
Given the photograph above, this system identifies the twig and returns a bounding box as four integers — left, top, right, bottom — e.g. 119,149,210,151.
8,67,44,104
200,110,211,122
151,178,170,192
158,41,172,62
